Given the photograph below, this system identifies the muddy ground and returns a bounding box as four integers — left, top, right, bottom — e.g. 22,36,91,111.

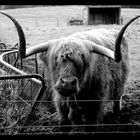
16,77,140,135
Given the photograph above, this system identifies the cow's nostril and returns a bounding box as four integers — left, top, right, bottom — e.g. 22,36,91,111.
71,79,77,86
60,77,77,87
60,77,64,83
56,77,78,96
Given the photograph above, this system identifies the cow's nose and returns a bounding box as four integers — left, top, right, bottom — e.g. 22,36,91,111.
60,77,77,89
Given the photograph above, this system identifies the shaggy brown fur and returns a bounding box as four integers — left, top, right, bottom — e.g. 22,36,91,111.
39,28,129,132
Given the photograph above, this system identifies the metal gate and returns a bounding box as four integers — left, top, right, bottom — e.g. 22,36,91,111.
0,42,47,134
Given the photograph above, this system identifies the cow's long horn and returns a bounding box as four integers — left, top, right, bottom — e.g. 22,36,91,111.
25,39,57,57
84,40,115,60
115,15,140,62
0,12,26,58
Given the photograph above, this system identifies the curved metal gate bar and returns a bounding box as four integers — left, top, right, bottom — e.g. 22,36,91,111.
0,50,42,84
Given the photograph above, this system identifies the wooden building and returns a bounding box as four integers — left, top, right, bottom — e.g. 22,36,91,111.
87,5,121,25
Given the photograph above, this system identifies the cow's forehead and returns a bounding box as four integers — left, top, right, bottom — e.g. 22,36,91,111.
51,38,84,55
49,38,91,65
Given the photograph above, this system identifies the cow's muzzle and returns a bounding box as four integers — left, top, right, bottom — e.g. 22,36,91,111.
55,76,79,97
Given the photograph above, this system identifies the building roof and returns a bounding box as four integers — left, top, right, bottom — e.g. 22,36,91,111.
87,5,121,8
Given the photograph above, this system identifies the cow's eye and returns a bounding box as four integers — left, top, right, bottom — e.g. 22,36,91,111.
54,56,59,66
81,54,84,60
55,56,58,61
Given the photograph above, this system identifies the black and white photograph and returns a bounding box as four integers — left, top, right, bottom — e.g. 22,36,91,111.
0,5,140,135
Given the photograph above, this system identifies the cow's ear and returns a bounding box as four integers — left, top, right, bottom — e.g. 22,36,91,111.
38,51,48,65
38,39,59,65
82,40,115,60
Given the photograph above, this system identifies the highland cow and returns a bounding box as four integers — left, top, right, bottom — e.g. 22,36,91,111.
1,12,140,133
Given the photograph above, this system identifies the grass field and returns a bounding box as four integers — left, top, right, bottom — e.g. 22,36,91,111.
0,6,140,83
0,5,140,134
